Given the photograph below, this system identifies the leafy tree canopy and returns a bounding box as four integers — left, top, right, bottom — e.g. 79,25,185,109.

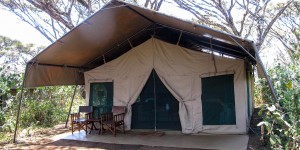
0,35,42,72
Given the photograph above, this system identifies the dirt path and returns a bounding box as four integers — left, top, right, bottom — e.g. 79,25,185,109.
1,124,69,149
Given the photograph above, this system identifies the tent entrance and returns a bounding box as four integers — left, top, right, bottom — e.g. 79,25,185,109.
131,70,181,130
89,82,113,117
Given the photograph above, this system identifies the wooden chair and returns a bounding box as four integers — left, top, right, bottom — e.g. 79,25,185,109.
70,106,93,134
99,106,126,136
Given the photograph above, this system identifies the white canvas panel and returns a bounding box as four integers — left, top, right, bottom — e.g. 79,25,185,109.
84,38,249,134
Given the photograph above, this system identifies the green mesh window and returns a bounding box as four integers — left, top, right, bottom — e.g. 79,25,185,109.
89,82,113,117
201,74,236,125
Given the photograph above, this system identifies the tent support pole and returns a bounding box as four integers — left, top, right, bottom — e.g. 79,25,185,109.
84,24,153,66
229,35,278,102
229,34,278,102
127,39,133,48
228,36,256,61
13,64,29,143
102,55,106,64
176,31,183,45
252,43,278,102
65,83,78,128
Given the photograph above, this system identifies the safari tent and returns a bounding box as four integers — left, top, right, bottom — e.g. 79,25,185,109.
15,0,277,140
84,37,253,134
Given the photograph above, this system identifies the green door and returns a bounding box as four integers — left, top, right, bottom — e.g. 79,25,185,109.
89,82,113,117
131,70,181,130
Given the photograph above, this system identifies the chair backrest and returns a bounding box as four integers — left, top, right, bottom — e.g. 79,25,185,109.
112,106,126,115
79,106,93,113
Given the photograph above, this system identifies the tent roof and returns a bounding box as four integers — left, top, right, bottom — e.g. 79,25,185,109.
25,0,257,87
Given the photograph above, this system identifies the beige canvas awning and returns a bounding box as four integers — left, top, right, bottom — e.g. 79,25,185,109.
25,0,257,88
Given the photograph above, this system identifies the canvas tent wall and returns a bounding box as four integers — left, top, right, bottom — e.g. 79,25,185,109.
85,38,252,134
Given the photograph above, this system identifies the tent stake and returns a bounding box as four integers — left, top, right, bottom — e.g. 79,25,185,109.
65,83,78,128
13,64,29,143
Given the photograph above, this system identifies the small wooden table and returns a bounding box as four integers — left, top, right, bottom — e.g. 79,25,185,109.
86,118,101,134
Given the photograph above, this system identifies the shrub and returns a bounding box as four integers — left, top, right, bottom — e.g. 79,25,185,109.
0,81,85,143
257,64,300,149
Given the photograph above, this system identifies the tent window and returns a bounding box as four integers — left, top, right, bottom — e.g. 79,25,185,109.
201,74,236,125
89,82,113,117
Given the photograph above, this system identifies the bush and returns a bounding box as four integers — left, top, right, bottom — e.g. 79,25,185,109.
18,86,86,128
257,64,300,149
0,111,5,128
0,81,85,143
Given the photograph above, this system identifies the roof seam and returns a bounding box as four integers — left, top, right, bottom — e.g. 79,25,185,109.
125,5,155,23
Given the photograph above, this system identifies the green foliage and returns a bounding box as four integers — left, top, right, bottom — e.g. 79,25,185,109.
0,36,85,143
257,64,300,149
19,86,85,128
0,35,42,67
0,82,85,142
0,65,20,129
254,79,268,107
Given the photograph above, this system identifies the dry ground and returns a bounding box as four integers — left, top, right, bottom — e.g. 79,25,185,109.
247,108,268,150
0,108,267,150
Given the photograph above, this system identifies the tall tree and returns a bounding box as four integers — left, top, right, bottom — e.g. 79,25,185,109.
0,35,40,104
0,0,109,42
0,0,165,43
144,0,164,11
173,0,294,51
271,1,300,63
1,0,293,53
0,35,41,71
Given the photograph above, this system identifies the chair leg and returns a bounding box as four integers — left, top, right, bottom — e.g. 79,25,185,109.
79,123,84,133
123,124,125,134
85,122,88,135
71,122,74,134
114,126,116,137
89,122,94,134
99,124,102,135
